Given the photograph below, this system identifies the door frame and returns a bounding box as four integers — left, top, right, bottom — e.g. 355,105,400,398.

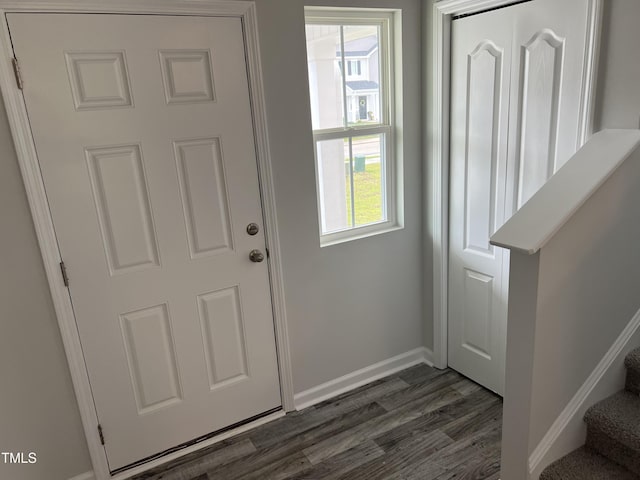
426,0,603,369
0,1,295,478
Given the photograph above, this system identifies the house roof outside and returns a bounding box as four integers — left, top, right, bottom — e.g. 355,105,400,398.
338,35,378,57
346,80,379,91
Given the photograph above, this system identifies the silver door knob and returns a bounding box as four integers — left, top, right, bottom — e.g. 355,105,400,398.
249,249,264,263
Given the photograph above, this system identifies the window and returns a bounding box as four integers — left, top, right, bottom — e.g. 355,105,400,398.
347,60,361,76
305,8,400,245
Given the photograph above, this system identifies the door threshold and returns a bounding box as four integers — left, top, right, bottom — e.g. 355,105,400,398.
110,407,283,479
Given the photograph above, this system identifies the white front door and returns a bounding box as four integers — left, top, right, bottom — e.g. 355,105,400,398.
448,0,591,394
8,13,281,472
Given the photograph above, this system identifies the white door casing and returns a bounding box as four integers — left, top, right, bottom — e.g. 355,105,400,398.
447,0,596,394
3,7,292,478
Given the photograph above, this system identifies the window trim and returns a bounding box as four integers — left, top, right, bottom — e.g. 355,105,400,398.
305,7,402,247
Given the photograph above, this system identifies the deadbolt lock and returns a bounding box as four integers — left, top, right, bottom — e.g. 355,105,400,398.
246,223,260,236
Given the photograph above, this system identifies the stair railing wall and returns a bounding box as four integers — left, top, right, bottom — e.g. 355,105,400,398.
490,129,640,479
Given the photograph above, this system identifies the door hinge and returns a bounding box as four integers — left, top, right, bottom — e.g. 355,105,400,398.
98,424,105,445
265,247,270,259
59,261,69,287
12,58,23,90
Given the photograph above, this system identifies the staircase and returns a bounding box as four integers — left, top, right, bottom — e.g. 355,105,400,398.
540,347,640,479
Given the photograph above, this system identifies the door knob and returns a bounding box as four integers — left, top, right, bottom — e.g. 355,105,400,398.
249,249,265,263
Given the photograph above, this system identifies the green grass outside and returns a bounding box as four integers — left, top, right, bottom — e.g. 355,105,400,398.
345,161,383,226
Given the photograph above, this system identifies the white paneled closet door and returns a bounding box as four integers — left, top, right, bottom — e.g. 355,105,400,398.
448,0,591,395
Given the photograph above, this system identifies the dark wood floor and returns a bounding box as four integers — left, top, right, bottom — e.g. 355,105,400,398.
131,364,503,480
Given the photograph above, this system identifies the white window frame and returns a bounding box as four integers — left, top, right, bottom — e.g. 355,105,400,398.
305,7,402,246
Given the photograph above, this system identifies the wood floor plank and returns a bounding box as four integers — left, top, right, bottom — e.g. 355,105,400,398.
124,366,502,480
428,422,503,473
372,408,455,452
373,386,498,453
397,364,449,386
250,401,387,450
373,453,447,480
289,440,384,480
433,453,501,480
344,429,452,480
130,438,256,480
204,443,310,480
206,402,387,479
231,450,312,480
313,376,410,413
249,378,405,449
472,422,503,459
376,370,462,411
440,398,502,442
302,387,463,465
451,378,484,396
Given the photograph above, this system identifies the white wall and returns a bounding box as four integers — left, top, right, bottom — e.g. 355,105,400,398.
0,0,423,478
595,0,640,130
254,0,423,393
0,97,92,480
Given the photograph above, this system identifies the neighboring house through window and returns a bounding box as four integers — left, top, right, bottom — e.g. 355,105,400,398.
304,8,401,245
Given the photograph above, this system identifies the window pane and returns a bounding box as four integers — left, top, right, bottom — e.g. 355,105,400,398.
316,138,352,233
305,25,346,130
352,134,385,225
343,25,381,126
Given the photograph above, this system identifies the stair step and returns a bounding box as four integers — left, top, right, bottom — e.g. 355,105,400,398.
625,347,640,394
540,446,639,480
585,391,640,474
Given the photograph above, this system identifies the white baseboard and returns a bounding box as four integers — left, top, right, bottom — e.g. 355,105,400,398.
528,306,640,479
293,347,434,411
68,471,94,480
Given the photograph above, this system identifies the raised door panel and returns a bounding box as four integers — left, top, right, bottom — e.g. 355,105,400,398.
507,0,589,184
462,269,494,360
198,286,249,390
159,49,217,104
516,29,565,208
65,51,134,110
85,144,160,275
174,137,234,259
464,41,503,256
120,304,182,414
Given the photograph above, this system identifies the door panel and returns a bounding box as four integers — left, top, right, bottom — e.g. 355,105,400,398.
174,137,234,258
86,143,161,274
462,269,494,359
465,41,503,255
516,30,565,208
507,0,590,216
8,14,281,471
449,12,512,395
198,286,249,389
449,0,590,395
120,303,182,414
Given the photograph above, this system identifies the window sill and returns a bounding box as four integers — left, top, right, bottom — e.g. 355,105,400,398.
320,222,403,247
